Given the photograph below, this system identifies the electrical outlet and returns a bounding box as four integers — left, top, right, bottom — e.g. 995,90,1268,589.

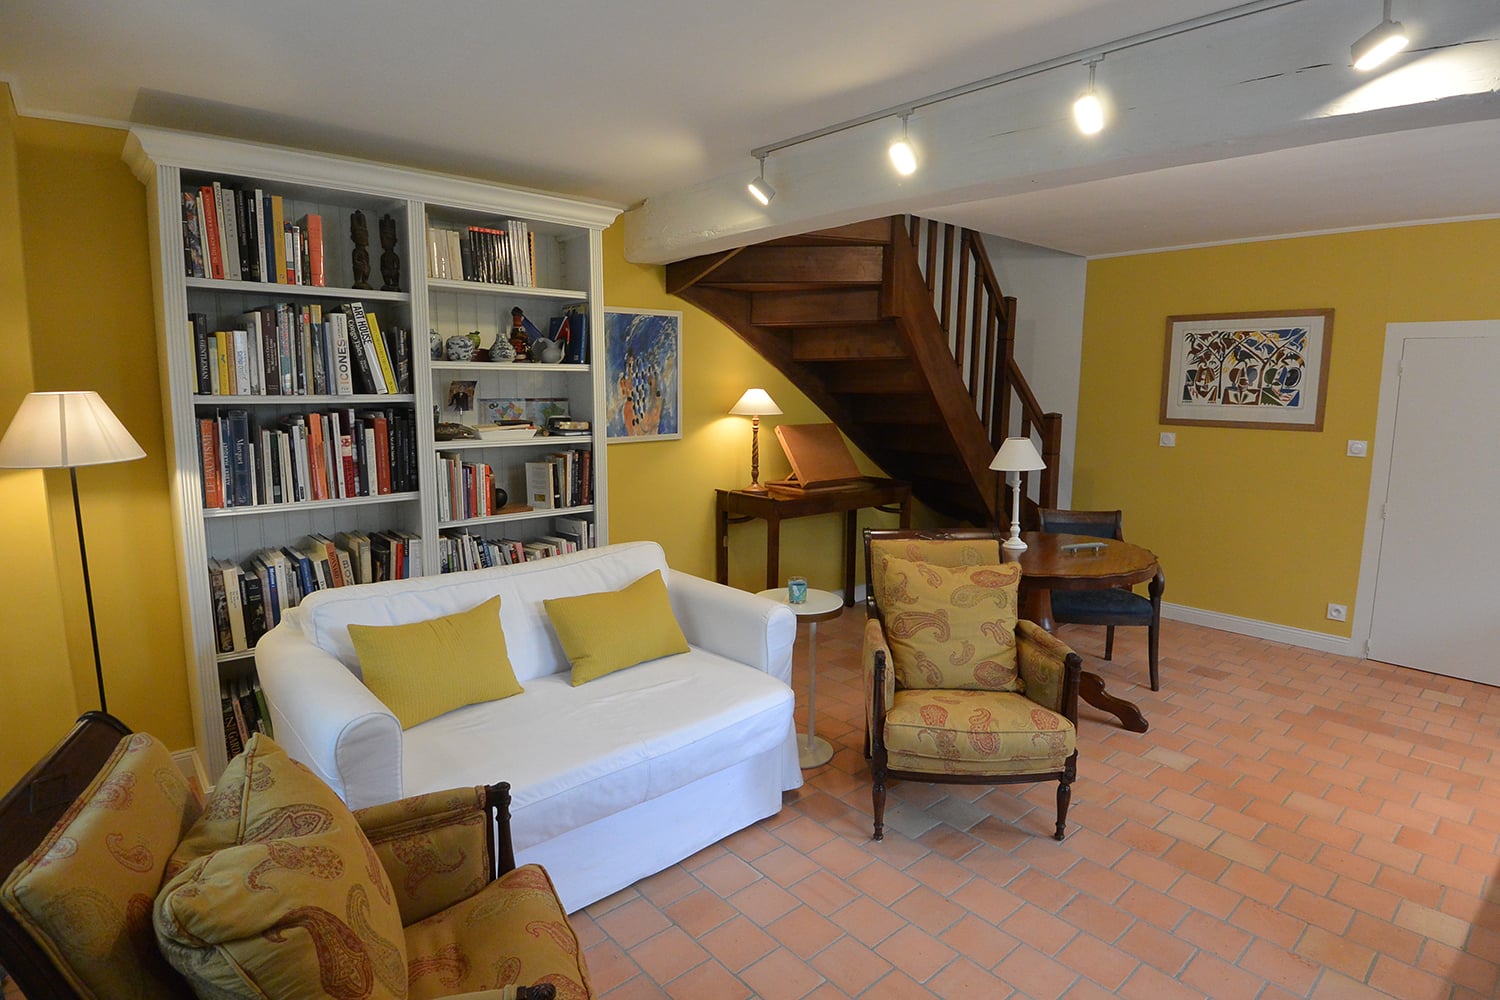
1346,440,1368,457
1159,432,1176,447
1326,603,1348,622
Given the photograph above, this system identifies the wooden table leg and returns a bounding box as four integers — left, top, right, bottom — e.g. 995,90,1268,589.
716,507,730,585
765,515,781,592
842,510,856,607
1024,584,1148,733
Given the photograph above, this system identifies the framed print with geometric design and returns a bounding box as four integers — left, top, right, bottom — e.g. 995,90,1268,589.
1161,309,1333,430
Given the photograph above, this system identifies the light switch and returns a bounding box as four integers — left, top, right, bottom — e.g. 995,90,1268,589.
1347,440,1368,457
1159,432,1176,447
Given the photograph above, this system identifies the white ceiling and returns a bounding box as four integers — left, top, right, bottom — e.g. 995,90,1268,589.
3,0,1498,259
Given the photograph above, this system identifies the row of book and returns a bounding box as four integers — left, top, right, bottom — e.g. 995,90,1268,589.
221,677,272,757
435,454,506,523
525,450,592,510
199,407,418,509
427,222,536,287
183,181,325,286
191,301,410,398
209,529,424,655
438,517,593,573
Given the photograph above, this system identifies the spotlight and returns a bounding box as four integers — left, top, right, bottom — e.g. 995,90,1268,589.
747,155,775,205
1352,0,1408,70
888,114,917,176
1073,57,1105,135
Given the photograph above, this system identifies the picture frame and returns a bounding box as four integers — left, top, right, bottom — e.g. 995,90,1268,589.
604,308,682,442
1161,309,1334,430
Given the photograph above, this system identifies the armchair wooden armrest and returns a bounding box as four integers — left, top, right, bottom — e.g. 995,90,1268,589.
863,617,896,757
1017,620,1082,722
355,781,515,925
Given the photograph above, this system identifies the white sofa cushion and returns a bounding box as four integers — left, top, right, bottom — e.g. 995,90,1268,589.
401,648,794,850
295,541,671,682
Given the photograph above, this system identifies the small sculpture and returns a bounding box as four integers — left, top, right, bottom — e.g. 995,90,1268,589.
488,335,516,363
429,330,443,359
528,337,564,364
350,210,372,290
445,334,477,362
379,213,401,291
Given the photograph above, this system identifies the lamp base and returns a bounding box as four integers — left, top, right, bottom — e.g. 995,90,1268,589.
742,483,769,494
1002,535,1028,552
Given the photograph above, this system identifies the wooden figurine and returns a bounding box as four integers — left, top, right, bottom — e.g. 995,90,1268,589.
350,210,372,289
379,213,401,291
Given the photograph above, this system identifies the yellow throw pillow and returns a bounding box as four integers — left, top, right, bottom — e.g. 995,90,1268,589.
544,569,690,685
349,596,523,729
874,553,1023,692
154,734,408,1000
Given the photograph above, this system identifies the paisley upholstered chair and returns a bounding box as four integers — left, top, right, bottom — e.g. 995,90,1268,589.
0,712,586,1000
863,529,1082,841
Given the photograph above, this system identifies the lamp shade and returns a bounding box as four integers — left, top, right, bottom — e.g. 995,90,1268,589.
729,388,782,417
989,436,1046,472
0,391,146,469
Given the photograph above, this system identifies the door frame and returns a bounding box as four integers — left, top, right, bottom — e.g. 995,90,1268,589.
1352,319,1500,660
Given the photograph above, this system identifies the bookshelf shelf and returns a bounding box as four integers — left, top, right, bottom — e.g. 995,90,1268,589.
439,504,596,530
127,127,618,779
201,491,420,518
186,277,410,303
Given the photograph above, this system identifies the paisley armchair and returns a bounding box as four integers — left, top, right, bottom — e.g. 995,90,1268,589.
863,529,1082,841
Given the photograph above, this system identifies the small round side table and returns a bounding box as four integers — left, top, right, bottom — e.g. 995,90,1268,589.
757,586,844,768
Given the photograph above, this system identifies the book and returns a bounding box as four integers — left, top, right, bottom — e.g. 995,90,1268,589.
561,303,589,365
269,195,287,286
298,213,325,286
251,681,274,738
199,417,224,508
363,309,400,394
214,181,241,280
181,192,206,278
220,560,247,651
191,313,212,393
342,302,386,394
475,422,538,440
208,558,232,653
328,313,354,395
222,693,244,757
234,188,257,282
384,324,411,393
199,186,224,279
525,461,557,510
240,571,268,646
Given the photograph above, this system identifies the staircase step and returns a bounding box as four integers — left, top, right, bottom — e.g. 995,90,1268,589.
818,363,925,394
695,246,883,289
791,326,906,362
848,395,941,424
751,288,882,327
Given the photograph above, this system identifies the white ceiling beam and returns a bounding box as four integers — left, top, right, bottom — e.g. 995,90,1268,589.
624,2,1500,264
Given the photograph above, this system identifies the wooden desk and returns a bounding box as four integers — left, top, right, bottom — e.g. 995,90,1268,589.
1010,531,1161,734
717,478,912,607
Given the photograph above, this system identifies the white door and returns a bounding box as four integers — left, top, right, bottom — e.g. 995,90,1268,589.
1366,329,1500,683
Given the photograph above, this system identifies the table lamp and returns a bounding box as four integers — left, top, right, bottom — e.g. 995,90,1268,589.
729,388,781,493
989,436,1046,552
0,391,146,713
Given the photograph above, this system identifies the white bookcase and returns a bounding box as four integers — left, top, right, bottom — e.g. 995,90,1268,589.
126,128,618,778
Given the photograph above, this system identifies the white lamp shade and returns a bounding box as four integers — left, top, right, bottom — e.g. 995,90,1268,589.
0,391,146,469
989,436,1046,472
729,388,783,417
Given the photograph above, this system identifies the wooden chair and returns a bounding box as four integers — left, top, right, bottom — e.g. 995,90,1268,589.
863,529,1082,841
1037,508,1165,691
0,712,578,1000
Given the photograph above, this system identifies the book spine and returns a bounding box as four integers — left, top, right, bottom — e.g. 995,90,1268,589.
330,314,354,395
199,418,223,508
191,314,211,393
216,182,241,280
199,186,224,279
234,188,255,282
301,214,325,286
344,302,386,394
363,310,399,393
231,329,251,396
181,192,205,278
270,195,287,285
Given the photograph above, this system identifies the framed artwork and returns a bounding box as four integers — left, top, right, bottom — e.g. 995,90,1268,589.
1161,309,1334,430
604,308,682,442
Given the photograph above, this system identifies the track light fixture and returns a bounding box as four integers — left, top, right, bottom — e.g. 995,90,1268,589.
888,113,918,176
1073,57,1105,135
1351,0,1408,70
747,154,775,205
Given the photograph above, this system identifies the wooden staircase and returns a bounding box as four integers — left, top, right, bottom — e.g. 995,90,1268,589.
666,216,1061,525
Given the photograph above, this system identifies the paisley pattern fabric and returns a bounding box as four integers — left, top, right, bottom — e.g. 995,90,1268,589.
404,864,592,1000
862,617,898,743
883,688,1075,775
872,551,1023,693
1017,619,1072,713
0,733,200,1000
154,734,409,1000
355,787,492,926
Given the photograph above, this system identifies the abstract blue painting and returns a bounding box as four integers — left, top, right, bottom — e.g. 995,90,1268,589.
604,309,682,441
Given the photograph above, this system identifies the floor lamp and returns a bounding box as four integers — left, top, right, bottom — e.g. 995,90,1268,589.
0,391,146,713
989,436,1046,553
729,388,782,493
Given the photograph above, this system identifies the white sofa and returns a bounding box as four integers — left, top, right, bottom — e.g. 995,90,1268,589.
255,540,802,912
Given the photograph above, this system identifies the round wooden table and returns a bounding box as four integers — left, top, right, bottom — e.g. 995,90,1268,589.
757,587,844,767
1008,532,1161,734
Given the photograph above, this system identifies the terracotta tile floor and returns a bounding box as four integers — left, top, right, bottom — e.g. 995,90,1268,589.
575,610,1500,999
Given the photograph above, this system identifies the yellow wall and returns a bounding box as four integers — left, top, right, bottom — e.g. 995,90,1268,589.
601,223,911,592
1077,219,1500,635
8,112,193,751
0,87,82,786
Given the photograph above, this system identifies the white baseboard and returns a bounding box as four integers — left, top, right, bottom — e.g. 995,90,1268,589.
172,746,210,795
1161,601,1359,658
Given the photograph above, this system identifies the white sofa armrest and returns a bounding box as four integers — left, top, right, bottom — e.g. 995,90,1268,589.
665,570,797,686
255,612,403,809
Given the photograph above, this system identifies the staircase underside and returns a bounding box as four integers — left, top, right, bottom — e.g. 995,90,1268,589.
668,218,1002,525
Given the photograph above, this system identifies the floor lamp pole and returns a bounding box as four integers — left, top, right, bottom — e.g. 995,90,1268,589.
69,467,107,714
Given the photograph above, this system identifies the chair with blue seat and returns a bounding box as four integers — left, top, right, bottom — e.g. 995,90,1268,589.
1037,508,1165,691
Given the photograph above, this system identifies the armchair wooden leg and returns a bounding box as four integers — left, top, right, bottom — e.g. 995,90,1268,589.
872,771,887,841
1054,779,1071,841
1104,625,1115,661
517,987,557,1000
